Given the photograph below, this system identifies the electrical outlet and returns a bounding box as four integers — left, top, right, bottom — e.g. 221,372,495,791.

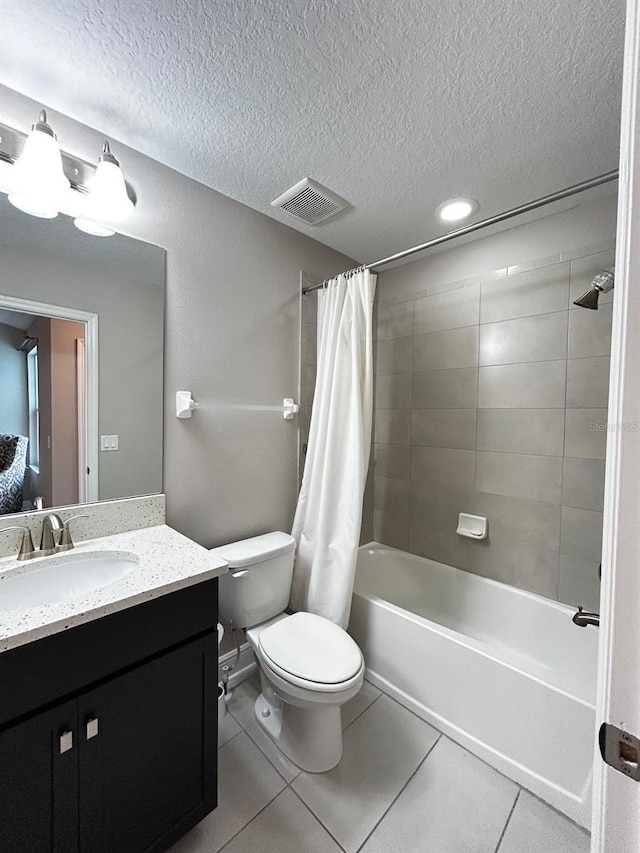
100,434,119,452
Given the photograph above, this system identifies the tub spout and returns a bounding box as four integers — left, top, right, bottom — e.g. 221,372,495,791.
572,607,600,628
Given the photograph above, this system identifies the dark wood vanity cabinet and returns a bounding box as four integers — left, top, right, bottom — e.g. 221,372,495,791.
0,578,219,853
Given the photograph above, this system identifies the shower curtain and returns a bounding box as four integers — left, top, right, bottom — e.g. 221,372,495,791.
290,268,376,629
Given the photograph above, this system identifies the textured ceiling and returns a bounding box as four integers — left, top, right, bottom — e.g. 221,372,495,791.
0,0,626,262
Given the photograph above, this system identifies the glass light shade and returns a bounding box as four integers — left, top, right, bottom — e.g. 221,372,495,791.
87,158,134,223
8,126,70,219
73,218,116,237
437,197,478,223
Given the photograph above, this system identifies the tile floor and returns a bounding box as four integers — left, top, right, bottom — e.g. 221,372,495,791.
170,672,591,853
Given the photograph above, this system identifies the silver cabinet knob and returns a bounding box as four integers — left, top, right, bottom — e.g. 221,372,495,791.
86,717,99,740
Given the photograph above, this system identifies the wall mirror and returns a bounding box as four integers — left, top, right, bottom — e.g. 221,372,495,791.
0,193,165,515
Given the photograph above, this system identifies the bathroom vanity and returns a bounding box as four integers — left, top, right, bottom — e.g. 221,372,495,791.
0,520,228,853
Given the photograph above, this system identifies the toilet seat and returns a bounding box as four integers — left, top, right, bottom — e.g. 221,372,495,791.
258,612,363,692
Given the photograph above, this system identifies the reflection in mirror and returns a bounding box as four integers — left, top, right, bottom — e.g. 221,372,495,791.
0,194,165,514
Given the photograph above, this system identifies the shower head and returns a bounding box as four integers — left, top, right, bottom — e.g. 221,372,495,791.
573,267,615,310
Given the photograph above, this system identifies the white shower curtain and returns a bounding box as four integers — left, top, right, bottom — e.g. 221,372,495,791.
290,268,376,628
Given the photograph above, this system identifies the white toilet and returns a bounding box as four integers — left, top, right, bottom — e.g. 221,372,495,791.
211,531,364,773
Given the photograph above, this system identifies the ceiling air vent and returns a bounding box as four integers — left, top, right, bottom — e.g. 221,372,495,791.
271,177,348,225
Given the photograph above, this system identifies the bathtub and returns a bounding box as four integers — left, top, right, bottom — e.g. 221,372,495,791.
348,544,598,828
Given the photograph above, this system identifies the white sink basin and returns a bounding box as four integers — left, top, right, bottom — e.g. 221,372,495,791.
0,551,139,612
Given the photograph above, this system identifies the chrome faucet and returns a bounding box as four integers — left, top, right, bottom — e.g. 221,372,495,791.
40,513,64,556
573,606,600,628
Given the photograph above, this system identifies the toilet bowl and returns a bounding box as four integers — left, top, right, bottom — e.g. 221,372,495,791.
211,533,364,772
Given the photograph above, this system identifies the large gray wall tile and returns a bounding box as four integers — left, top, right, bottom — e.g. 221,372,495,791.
566,357,610,408
562,458,606,511
479,311,568,365
411,482,474,526
373,443,410,480
560,506,604,562
414,326,479,371
377,299,414,340
411,409,477,449
467,536,559,598
476,409,565,456
374,409,411,444
411,446,475,491
473,492,561,552
375,373,412,408
476,451,563,503
408,518,472,569
376,336,413,375
373,507,409,550
480,262,569,324
412,367,478,408
409,483,474,566
414,283,480,335
569,250,616,309
558,554,601,612
477,361,566,408
568,303,613,358
564,408,608,459
374,477,410,514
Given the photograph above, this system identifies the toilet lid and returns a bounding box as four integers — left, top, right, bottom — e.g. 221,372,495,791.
258,612,363,685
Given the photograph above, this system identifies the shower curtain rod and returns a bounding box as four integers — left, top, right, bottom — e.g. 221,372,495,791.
302,169,619,294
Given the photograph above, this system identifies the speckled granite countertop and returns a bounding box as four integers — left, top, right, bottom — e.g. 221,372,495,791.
0,524,228,653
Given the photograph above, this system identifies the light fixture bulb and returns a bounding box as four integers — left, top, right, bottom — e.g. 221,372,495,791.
84,141,134,223
8,110,70,218
73,218,116,237
437,197,478,223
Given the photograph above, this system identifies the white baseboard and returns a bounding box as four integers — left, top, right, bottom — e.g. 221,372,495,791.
218,641,256,688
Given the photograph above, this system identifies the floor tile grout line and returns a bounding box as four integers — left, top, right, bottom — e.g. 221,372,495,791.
494,788,521,853
217,727,244,751
216,786,287,853
287,785,351,853
243,723,301,785
353,733,443,853
342,692,382,732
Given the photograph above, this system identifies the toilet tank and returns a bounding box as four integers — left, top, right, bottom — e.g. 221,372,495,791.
211,532,296,629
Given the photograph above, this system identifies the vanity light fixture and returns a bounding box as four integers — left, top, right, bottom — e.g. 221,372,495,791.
437,197,478,223
74,142,134,237
0,109,136,236
8,110,70,219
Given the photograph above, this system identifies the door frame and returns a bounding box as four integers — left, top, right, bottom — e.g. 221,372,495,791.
0,294,99,505
592,0,640,848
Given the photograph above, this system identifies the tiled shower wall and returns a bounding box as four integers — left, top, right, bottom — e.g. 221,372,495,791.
369,244,615,610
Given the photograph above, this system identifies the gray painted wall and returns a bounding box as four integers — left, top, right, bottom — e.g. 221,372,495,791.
0,321,28,438
0,85,355,546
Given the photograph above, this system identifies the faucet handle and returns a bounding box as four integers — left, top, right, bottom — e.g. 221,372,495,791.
57,515,89,552
1,526,37,561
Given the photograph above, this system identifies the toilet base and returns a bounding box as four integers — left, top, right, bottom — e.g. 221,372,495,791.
254,689,344,773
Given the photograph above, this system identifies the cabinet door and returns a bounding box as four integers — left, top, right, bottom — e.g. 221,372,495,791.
0,700,78,853
79,634,217,853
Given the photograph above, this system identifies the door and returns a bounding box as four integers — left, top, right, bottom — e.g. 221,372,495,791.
78,635,218,853
592,0,640,849
0,700,78,853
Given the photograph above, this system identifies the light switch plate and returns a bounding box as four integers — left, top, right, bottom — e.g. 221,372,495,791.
100,434,119,451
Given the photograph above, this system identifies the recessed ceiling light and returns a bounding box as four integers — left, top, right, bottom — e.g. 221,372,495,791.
437,197,478,223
